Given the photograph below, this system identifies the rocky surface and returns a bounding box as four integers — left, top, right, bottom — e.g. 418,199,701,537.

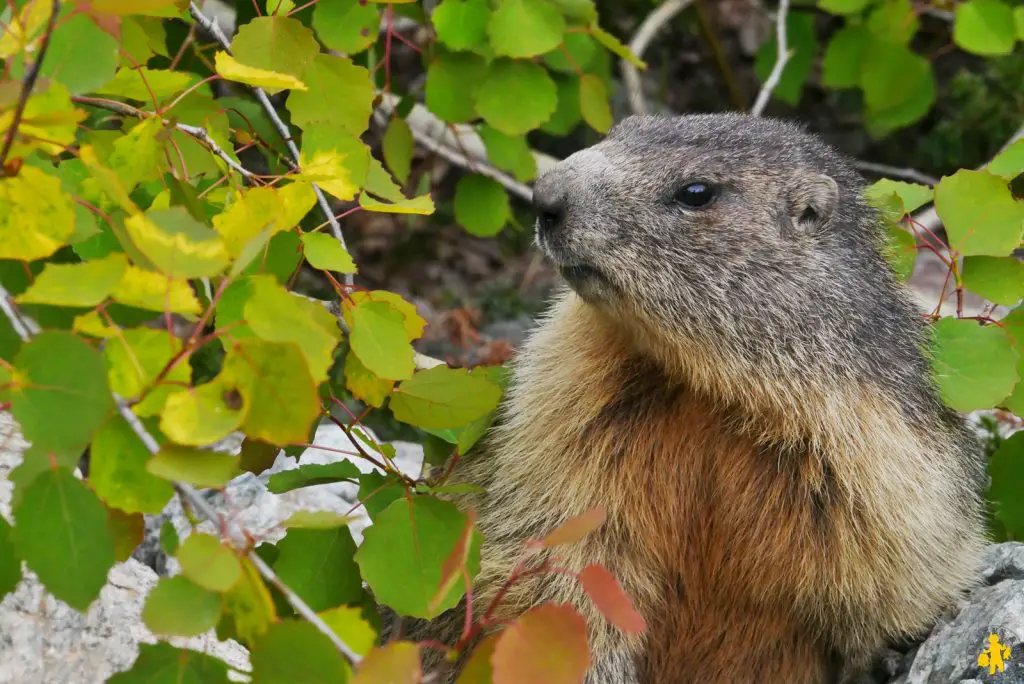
0,412,422,684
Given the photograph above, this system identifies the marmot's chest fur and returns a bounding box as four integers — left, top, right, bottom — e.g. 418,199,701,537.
448,292,983,683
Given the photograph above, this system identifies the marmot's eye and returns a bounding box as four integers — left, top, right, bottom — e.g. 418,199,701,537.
676,182,715,208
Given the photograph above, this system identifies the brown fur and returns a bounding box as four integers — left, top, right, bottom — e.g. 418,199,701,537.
387,115,986,683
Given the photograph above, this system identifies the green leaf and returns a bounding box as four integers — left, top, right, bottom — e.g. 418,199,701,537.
357,472,406,521
161,519,179,555
178,533,243,593
275,526,362,612
15,253,127,307
0,166,77,262
301,232,358,273
343,350,394,408
488,0,565,58
865,0,919,43
222,557,277,646
986,139,1024,180
590,25,645,69
455,174,510,237
12,468,116,611
822,25,869,88
225,339,323,446
146,446,242,488
860,40,934,136
883,225,917,282
962,257,1024,306
544,32,597,73
425,50,488,124
37,11,119,95
105,327,190,416
541,75,582,135
347,300,416,382
94,67,198,101
478,126,536,182
389,365,502,431
125,207,230,279
476,58,557,136
6,444,79,510
142,575,223,637
287,54,375,136
818,0,871,14
930,317,1019,412
0,516,23,600
267,461,362,494
989,431,1024,537
12,331,113,453
91,415,175,515
160,381,246,447
251,621,354,682
753,11,818,106
864,179,934,220
355,496,481,619
232,16,320,91
245,276,342,383
1016,6,1024,40
934,169,1023,256
108,643,231,684
954,0,1017,56
434,0,490,51
312,0,379,54
382,115,414,185
579,73,612,133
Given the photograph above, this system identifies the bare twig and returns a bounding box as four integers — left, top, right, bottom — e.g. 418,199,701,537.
620,0,695,115
0,282,364,667
72,96,256,181
187,1,353,285
0,0,61,170
750,0,792,117
853,161,938,186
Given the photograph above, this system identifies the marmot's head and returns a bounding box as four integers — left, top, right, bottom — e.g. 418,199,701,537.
531,113,905,374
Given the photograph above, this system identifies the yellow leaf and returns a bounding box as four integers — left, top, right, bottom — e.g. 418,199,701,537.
213,187,287,256
214,51,308,91
358,192,435,215
16,253,128,307
111,265,202,315
0,82,85,158
89,0,188,16
73,311,121,339
0,166,77,261
0,0,52,58
343,290,426,340
79,144,139,214
125,208,230,279
94,66,198,102
279,182,318,229
295,150,358,201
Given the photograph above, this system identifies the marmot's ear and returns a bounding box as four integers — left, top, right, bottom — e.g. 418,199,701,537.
780,172,839,238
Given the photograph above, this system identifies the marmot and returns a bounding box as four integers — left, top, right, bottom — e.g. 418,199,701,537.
387,113,987,683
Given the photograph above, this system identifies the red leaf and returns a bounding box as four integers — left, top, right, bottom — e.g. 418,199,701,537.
429,510,477,613
352,641,421,684
579,564,647,634
491,603,590,684
455,634,497,684
534,506,606,549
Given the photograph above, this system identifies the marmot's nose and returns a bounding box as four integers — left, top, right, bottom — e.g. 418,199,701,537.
532,175,566,237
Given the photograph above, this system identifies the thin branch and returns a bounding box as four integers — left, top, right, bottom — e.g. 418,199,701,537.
0,0,61,169
186,1,353,285
853,161,938,186
73,96,256,181
0,282,364,667
750,0,792,117
620,0,695,115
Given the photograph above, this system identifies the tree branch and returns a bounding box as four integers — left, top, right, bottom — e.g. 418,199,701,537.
72,96,256,181
853,161,938,186
186,1,353,286
750,0,792,117
0,285,363,667
620,0,696,115
0,0,61,170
